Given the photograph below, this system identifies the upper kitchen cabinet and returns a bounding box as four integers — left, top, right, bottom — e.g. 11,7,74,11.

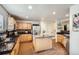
8,16,16,31
27,23,32,30
62,19,69,31
57,18,69,32
0,5,8,32
16,22,32,30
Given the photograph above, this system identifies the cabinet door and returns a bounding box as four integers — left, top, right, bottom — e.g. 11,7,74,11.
22,23,28,29
15,23,18,29
57,35,64,44
19,23,23,29
19,35,24,42
28,34,32,41
34,39,52,52
19,34,32,42
20,34,28,42
27,23,32,29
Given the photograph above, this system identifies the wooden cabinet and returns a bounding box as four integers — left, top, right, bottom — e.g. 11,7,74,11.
57,34,64,44
11,39,20,55
8,16,16,31
11,34,32,55
16,22,32,30
18,34,32,43
27,23,32,29
16,23,22,29
33,38,52,52
28,34,32,41
23,23,28,29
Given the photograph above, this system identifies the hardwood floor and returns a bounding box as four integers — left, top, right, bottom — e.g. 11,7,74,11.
34,42,67,55
18,40,68,55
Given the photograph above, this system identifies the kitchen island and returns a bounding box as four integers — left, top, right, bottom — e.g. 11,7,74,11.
33,36,55,52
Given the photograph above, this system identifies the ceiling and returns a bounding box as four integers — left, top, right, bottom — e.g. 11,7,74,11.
2,4,73,21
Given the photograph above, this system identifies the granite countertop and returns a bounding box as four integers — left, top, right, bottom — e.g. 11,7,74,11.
0,36,19,55
0,31,32,55
57,31,70,39
34,35,55,39
64,34,70,39
57,33,69,39
0,42,15,55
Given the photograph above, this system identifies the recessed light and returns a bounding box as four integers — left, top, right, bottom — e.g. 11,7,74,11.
26,16,28,19
52,11,56,15
65,14,69,17
28,5,32,10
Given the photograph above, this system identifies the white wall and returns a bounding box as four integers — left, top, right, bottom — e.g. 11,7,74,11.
0,5,8,32
70,5,79,55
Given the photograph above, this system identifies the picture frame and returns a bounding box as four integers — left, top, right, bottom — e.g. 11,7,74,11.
0,14,4,32
72,13,79,31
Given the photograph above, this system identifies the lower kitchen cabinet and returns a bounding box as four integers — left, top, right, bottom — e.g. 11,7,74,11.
18,34,32,43
57,34,69,50
15,22,32,30
57,34,64,44
10,34,32,55
33,38,52,52
11,39,20,55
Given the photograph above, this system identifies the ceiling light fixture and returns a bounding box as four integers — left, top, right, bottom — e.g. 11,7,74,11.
52,11,56,15
26,16,28,19
28,5,32,10
65,14,69,17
